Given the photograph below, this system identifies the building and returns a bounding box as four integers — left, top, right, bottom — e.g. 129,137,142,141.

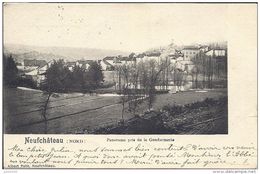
23,59,47,71
102,55,137,71
199,45,210,53
205,49,226,57
119,56,136,66
24,60,53,86
24,59,47,67
66,60,93,71
136,52,161,64
77,60,92,70
181,46,200,61
101,56,117,70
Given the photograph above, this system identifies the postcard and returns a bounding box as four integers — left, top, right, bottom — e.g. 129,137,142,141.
2,2,257,169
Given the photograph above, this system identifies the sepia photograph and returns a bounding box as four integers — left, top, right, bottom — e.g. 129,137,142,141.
3,3,228,134
2,2,258,170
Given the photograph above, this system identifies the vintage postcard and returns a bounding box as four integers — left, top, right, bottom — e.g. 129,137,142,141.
2,2,257,169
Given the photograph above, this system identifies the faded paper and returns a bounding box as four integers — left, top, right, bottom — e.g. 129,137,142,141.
2,3,257,169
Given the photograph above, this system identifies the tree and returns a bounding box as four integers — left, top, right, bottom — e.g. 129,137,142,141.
128,63,140,115
146,60,158,110
3,54,18,87
129,52,136,58
41,59,70,133
71,65,85,91
86,61,104,89
44,59,71,92
137,61,148,99
191,51,205,88
172,68,186,91
139,58,170,110
191,50,219,89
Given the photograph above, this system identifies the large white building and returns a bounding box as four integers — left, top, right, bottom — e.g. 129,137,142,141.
182,46,200,61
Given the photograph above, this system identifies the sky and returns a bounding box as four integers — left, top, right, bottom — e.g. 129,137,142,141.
4,3,228,52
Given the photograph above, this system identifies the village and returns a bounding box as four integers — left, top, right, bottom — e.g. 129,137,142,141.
4,42,228,134
14,43,227,93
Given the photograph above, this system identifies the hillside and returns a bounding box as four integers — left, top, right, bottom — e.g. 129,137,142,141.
4,44,130,62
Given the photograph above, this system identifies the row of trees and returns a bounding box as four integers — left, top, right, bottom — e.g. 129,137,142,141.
40,59,104,131
3,55,105,92
114,49,227,120
114,58,173,120
42,59,104,93
191,50,227,89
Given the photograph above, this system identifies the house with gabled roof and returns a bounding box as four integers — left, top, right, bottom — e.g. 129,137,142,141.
101,56,117,71
22,59,47,72
25,60,53,86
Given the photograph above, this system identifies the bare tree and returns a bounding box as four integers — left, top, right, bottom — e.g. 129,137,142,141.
118,56,172,116
128,63,140,115
144,58,171,110
41,90,52,133
119,64,132,121
138,61,149,100
173,69,186,91
192,50,218,89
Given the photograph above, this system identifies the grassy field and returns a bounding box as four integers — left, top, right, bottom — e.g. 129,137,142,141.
4,87,227,134
95,97,228,134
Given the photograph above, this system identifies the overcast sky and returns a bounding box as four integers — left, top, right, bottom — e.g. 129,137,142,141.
4,3,228,52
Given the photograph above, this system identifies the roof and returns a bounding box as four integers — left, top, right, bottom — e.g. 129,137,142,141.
24,59,47,67
169,52,184,59
78,60,93,64
183,46,200,50
145,52,161,57
103,57,115,66
213,48,226,51
136,52,161,58
199,45,209,49
118,57,136,61
25,69,38,76
136,53,146,58
25,60,53,76
103,56,116,61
